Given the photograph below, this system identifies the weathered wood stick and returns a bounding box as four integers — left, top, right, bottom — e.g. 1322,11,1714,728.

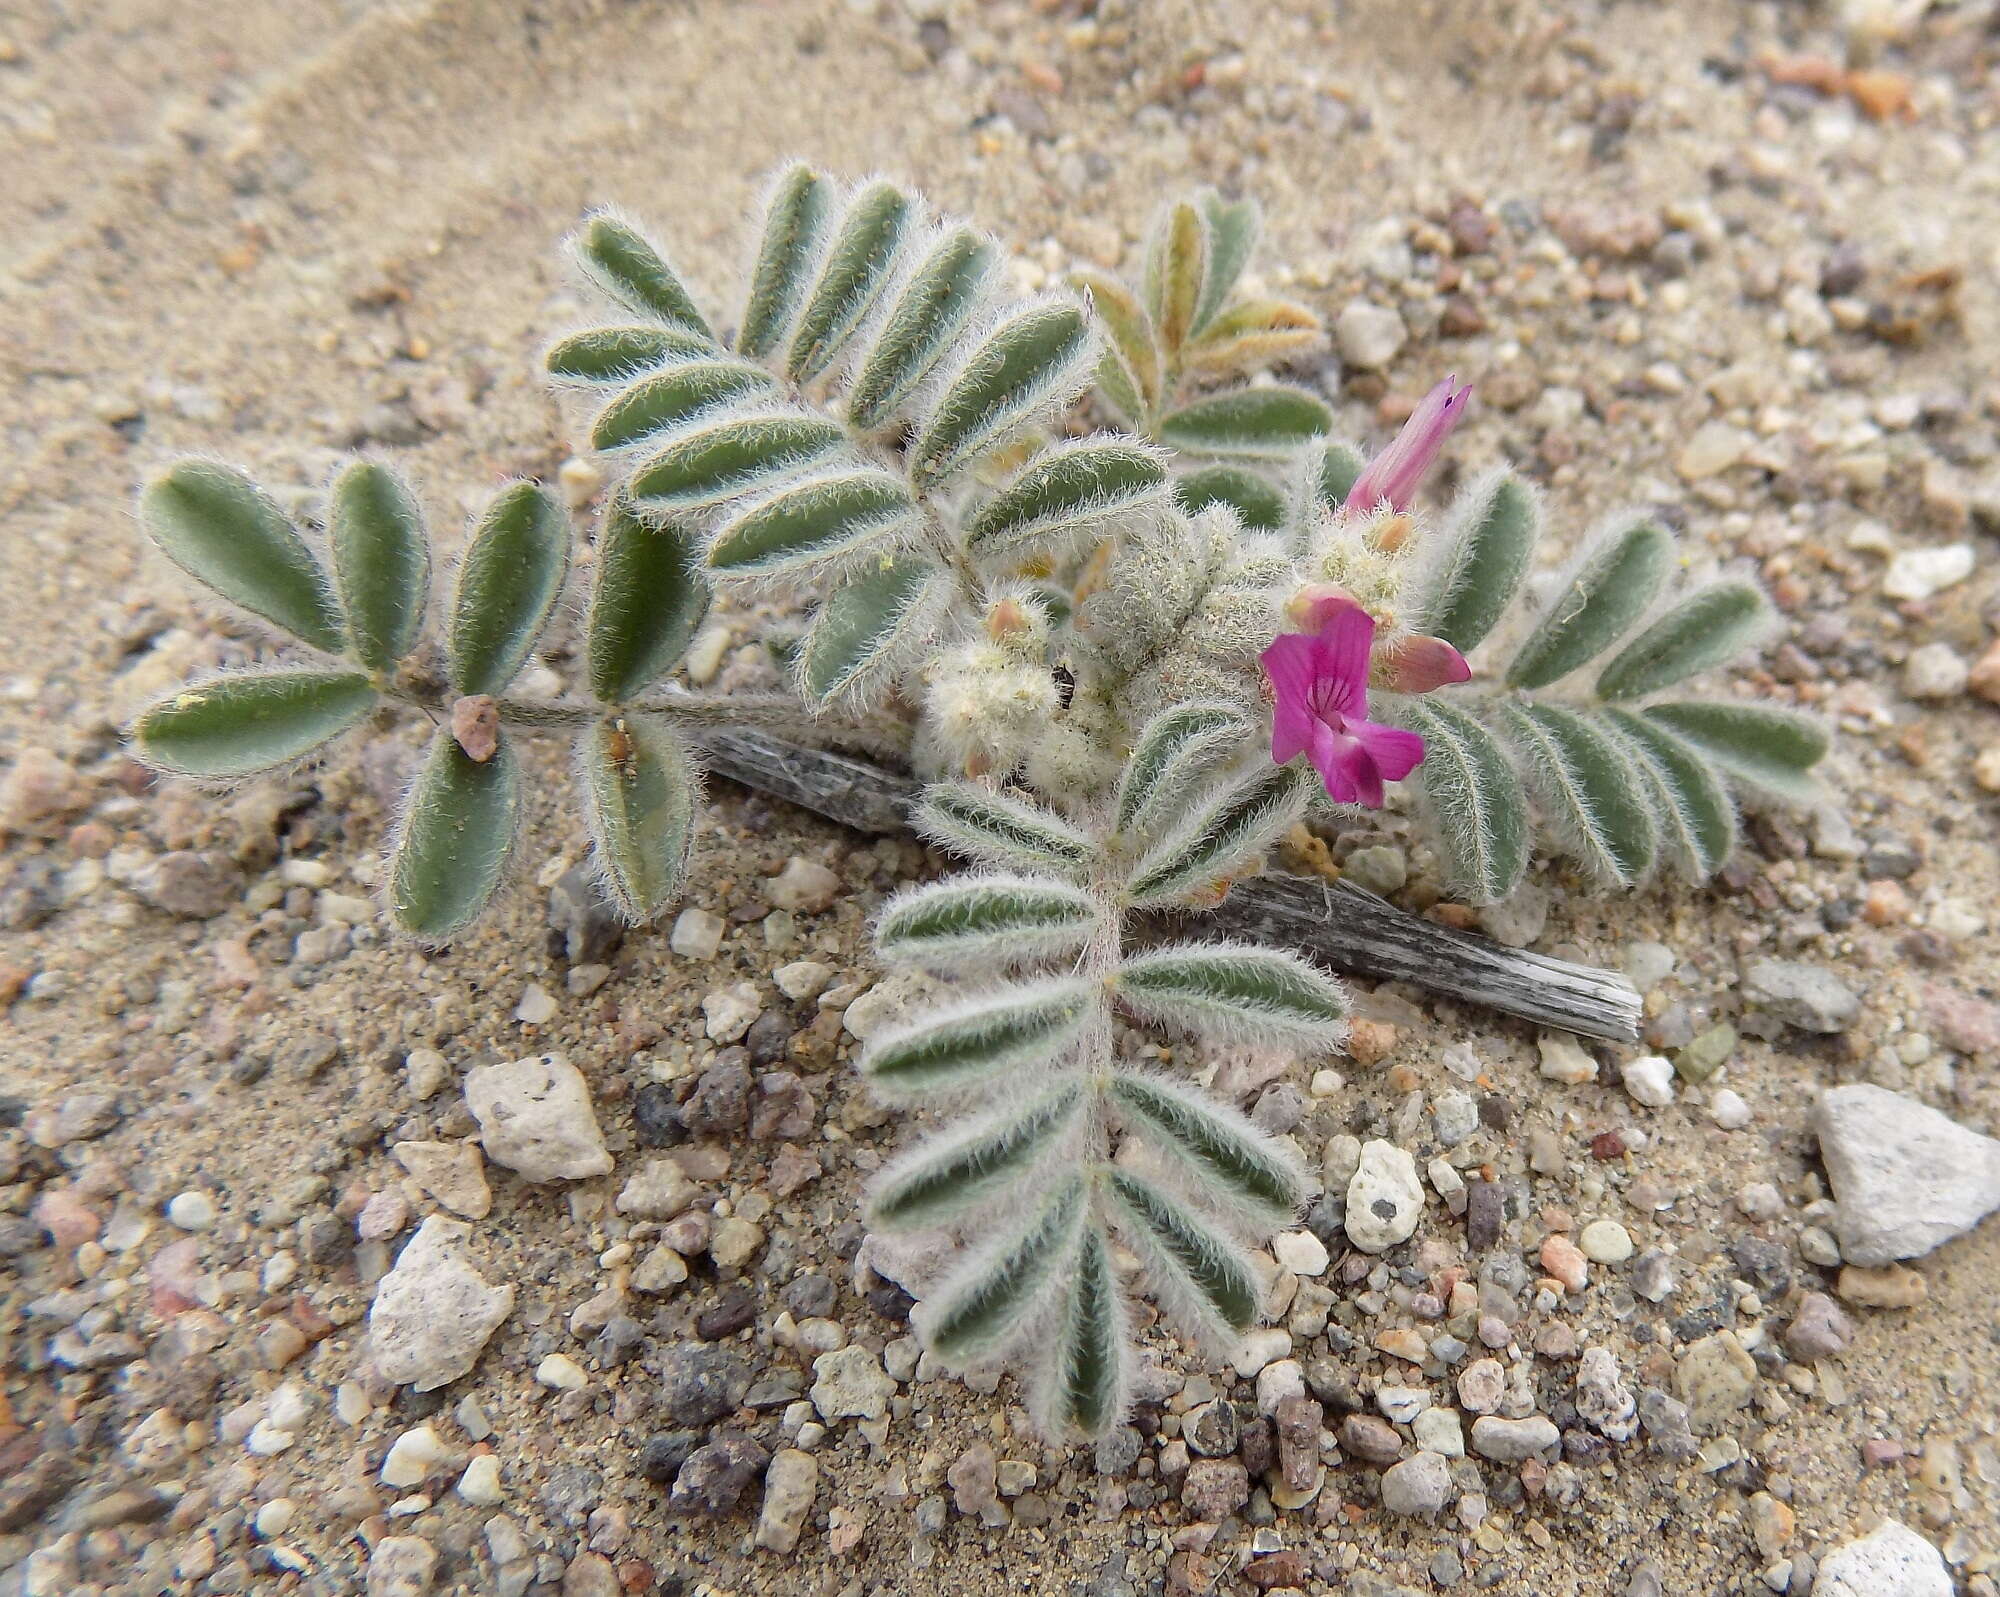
702,731,1644,1044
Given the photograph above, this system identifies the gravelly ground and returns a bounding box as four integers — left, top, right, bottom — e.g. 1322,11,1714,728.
2,1,1999,1594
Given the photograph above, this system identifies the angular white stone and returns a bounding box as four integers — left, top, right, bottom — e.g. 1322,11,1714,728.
368,1217,515,1391
463,1053,612,1183
1815,1084,2000,1265
1345,1140,1423,1252
1271,1229,1330,1276
1813,1520,1951,1597
1621,1055,1676,1109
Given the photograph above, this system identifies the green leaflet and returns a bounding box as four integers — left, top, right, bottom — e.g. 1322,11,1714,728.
705,470,917,579
1145,199,1208,357
875,873,1100,968
795,553,942,706
327,460,429,672
1045,1225,1125,1438
580,716,697,923
586,495,709,703
1181,299,1323,383
867,1084,1085,1232
1395,697,1530,903
1125,761,1316,907
626,414,848,513
1114,700,1254,837
1298,436,1365,521
1158,386,1332,459
923,1172,1087,1362
1104,1169,1260,1341
1505,516,1673,690
1174,465,1286,533
589,360,779,453
1414,470,1539,653
1105,1071,1305,1227
1595,580,1773,701
132,670,376,780
860,979,1097,1096
1072,268,1159,424
965,438,1167,558
1115,941,1349,1046
389,731,520,940
1606,709,1736,880
569,213,710,337
545,324,712,386
1643,701,1828,806
846,227,999,434
1500,700,1657,887
910,781,1097,877
1192,189,1258,335
141,460,345,653
787,179,914,382
447,482,569,697
911,301,1093,487
738,163,833,360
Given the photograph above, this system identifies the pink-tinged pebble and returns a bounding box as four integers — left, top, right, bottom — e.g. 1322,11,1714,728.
1539,1235,1589,1294
148,1237,203,1317
1923,983,2000,1056
33,1188,101,1250
1861,1439,1904,1468
357,1189,411,1243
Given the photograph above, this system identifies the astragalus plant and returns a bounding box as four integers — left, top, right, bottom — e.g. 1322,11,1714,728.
128,165,1828,1438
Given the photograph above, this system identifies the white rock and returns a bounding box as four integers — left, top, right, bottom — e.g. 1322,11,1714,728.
381,1424,450,1488
463,1053,612,1183
616,1158,698,1219
1815,1085,2000,1265
809,1345,897,1421
1537,1034,1598,1086
1380,1450,1452,1516
367,1217,515,1391
1677,421,1751,479
1255,1358,1305,1414
1711,1089,1752,1130
403,1048,450,1100
755,1449,819,1554
1621,1055,1676,1108
773,960,834,1002
1412,1406,1464,1457
1813,1520,1952,1597
392,1141,492,1220
702,982,763,1043
1271,1230,1330,1276
1881,543,1974,602
1345,1140,1423,1252
669,906,726,960
534,1353,586,1392
513,984,557,1025
1232,1327,1292,1379
1902,642,1969,700
1578,1219,1634,1264
1335,299,1406,369
167,1191,216,1231
456,1454,504,1506
765,856,841,913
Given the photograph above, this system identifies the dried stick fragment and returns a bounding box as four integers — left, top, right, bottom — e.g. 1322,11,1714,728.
700,731,1643,1043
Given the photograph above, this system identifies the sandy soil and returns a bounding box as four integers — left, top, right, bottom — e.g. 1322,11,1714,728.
3,1,1999,1593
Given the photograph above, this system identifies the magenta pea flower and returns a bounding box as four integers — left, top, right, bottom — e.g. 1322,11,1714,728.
1261,593,1441,808
1343,375,1472,518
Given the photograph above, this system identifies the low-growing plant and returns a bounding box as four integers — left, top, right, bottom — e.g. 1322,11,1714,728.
128,165,1829,1438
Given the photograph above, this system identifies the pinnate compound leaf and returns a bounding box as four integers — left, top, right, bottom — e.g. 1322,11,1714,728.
1072,268,1159,424
568,213,710,337
1145,199,1208,357
447,482,569,697
846,226,999,434
965,437,1167,559
580,716,697,923
1192,189,1259,334
1125,761,1316,907
795,553,946,707
1595,580,1774,701
1115,944,1348,1052
787,179,915,382
586,496,708,704
1158,386,1332,459
1411,469,1540,652
911,781,1096,877
389,731,520,940
1499,700,1657,887
1505,516,1673,690
737,163,834,360
1104,1169,1261,1346
545,324,711,386
627,414,848,513
141,461,345,653
911,300,1095,487
589,360,779,453
1605,709,1736,879
133,671,375,779
1114,700,1256,838
860,979,1097,1098
1039,1224,1128,1438
867,1084,1085,1232
1642,701,1828,806
705,469,917,579
1174,465,1286,533
328,460,428,671
1394,698,1530,904
1105,1070,1307,1227
919,1172,1087,1363
875,873,1100,969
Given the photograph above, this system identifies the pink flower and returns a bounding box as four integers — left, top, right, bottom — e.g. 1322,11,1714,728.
1343,375,1472,517
1261,594,1430,808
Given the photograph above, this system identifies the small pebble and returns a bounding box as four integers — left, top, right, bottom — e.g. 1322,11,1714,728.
166,1191,217,1231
